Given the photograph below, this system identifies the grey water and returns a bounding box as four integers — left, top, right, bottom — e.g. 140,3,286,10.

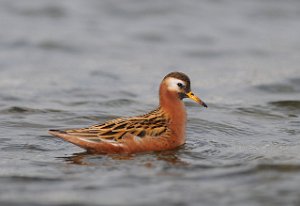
1,0,300,205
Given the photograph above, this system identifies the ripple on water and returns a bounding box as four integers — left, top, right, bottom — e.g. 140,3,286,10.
268,100,300,118
89,70,120,80
0,106,63,115
255,163,300,172
269,100,300,111
257,84,296,93
0,106,38,114
256,78,300,94
189,118,256,136
289,77,300,86
0,138,11,143
1,143,51,152
37,40,78,53
0,175,62,183
235,107,285,119
3,121,52,129
100,98,137,107
12,4,66,18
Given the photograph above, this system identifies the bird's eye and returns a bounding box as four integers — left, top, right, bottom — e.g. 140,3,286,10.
177,82,184,88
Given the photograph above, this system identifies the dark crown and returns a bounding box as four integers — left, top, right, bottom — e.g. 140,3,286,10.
163,72,191,91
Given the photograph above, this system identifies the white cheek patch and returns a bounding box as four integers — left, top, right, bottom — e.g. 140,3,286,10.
166,78,185,92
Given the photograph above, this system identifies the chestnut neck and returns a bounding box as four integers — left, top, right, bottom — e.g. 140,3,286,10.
159,83,186,121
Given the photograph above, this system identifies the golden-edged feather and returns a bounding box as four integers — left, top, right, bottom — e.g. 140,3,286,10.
61,107,170,142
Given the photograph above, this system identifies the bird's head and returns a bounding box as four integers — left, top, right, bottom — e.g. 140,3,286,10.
162,72,207,108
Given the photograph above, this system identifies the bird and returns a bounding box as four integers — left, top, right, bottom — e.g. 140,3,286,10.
48,72,207,154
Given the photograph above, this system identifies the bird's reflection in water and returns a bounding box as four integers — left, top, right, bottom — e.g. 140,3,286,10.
59,147,189,167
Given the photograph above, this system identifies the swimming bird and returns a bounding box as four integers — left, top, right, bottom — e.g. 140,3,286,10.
48,72,207,154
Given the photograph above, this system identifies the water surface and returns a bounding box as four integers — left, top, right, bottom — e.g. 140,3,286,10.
0,0,300,206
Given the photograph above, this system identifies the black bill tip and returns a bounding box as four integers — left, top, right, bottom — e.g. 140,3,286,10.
202,102,208,108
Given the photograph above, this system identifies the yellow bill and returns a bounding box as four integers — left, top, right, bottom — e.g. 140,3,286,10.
186,91,207,108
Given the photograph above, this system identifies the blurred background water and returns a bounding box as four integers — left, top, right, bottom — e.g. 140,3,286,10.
0,0,300,205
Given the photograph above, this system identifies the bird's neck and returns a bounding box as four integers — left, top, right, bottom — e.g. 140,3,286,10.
159,84,186,144
159,85,185,116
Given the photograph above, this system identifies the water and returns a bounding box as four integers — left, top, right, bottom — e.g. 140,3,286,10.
0,0,300,205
